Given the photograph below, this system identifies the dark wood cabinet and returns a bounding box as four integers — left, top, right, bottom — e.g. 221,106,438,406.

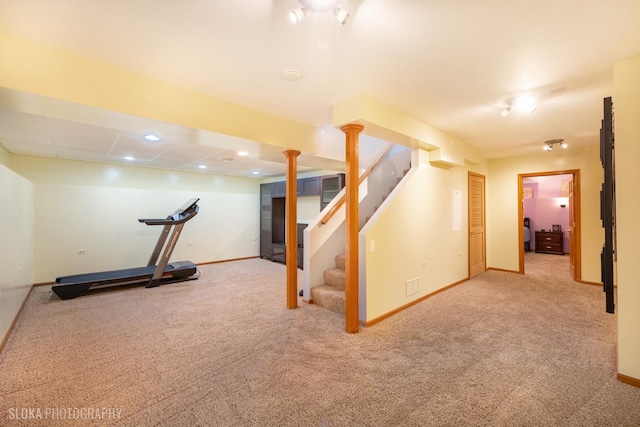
260,180,314,269
261,175,339,267
535,231,563,255
297,177,320,196
320,173,345,210
272,177,319,198
271,181,286,198
259,183,273,259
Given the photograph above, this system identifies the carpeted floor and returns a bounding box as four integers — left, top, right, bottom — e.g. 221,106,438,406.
1,253,639,426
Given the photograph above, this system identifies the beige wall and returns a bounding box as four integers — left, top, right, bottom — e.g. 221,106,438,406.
362,149,488,322
0,163,34,343
10,155,260,283
614,55,640,380
487,146,603,282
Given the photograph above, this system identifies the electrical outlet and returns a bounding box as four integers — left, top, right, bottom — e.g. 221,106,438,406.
78,249,87,255
370,240,375,252
186,241,193,246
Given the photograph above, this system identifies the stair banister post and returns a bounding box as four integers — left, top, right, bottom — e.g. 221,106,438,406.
283,149,301,309
341,123,364,333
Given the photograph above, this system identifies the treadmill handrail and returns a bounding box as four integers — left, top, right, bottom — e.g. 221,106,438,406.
138,205,199,225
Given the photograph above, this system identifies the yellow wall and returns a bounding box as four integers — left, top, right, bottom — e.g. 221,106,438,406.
613,55,640,380
0,163,33,343
10,156,260,283
362,149,488,322
487,146,603,282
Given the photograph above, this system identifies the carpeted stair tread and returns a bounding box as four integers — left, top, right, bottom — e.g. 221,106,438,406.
323,268,346,290
335,254,346,270
310,284,345,315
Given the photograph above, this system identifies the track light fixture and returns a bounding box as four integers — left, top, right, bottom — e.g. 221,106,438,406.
543,139,567,151
501,95,537,116
289,8,306,24
290,0,350,25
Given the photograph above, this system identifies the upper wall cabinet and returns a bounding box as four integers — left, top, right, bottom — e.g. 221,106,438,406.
297,177,320,196
320,174,345,210
271,177,320,198
271,181,286,198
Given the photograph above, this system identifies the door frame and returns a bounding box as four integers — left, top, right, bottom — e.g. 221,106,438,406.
518,169,581,281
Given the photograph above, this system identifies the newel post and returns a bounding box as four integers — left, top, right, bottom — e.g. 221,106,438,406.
341,124,364,333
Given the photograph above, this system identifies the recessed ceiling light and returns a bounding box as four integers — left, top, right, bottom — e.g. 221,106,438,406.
237,151,249,156
198,165,207,169
252,170,260,175
144,134,160,142
124,156,135,161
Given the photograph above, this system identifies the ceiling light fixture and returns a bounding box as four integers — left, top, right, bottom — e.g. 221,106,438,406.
543,139,567,151
502,95,537,116
123,156,135,161
252,170,260,175
144,134,160,142
237,151,249,156
198,165,207,169
290,7,306,24
290,0,350,25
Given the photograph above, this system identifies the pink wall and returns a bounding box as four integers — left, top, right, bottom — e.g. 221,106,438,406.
524,175,571,253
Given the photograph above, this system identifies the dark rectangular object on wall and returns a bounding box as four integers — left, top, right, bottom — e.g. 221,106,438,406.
600,96,615,314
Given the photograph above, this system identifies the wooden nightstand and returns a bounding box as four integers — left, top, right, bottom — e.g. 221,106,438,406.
535,231,564,255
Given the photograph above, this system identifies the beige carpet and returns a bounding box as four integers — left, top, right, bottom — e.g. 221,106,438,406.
1,253,640,426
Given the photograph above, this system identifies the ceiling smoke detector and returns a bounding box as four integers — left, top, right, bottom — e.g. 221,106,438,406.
282,69,302,81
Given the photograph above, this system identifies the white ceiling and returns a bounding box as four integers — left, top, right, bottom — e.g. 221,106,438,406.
1,0,639,177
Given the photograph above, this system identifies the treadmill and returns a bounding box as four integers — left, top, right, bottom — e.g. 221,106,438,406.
53,198,200,300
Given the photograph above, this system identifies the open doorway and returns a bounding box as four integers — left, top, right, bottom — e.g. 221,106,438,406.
518,170,581,281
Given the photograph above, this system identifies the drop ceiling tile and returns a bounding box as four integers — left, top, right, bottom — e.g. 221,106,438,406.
0,110,50,144
55,146,111,162
49,119,120,150
152,144,222,164
1,141,55,157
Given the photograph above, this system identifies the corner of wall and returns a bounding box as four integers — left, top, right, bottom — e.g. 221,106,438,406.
0,144,11,167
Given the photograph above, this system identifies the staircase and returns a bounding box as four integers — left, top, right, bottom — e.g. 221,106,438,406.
308,144,412,316
310,254,346,314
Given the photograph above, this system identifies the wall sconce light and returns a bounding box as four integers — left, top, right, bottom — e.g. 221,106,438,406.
544,139,568,151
